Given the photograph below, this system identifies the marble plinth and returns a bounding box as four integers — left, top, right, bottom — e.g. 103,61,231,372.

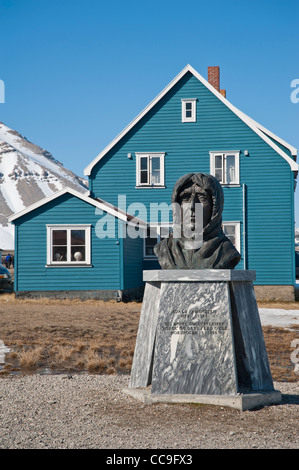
128,270,278,409
151,281,238,395
128,281,161,388
143,269,256,282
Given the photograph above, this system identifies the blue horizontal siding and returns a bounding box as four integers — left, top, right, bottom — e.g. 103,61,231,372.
90,72,295,285
123,233,144,290
15,194,122,292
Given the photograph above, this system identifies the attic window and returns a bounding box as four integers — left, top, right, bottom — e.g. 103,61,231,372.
181,99,196,122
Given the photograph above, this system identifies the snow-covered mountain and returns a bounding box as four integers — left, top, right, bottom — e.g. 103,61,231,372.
0,122,88,249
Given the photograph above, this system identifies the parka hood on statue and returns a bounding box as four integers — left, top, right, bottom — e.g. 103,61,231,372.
154,172,241,269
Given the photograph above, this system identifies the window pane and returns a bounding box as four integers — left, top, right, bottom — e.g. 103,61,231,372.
52,230,67,245
224,225,235,236
185,102,192,117
226,155,235,184
214,155,223,182
71,246,86,262
145,240,157,256
146,227,158,256
151,157,160,171
215,155,222,169
140,170,148,184
223,225,236,247
140,157,148,184
140,157,148,170
71,230,85,246
215,168,223,182
52,246,67,262
145,237,158,256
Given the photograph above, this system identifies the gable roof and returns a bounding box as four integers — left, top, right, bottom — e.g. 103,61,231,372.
84,64,298,176
8,187,147,228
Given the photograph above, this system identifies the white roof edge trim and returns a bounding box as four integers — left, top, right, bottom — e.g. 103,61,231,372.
185,66,298,172
84,65,193,176
237,111,297,156
7,187,147,227
8,187,71,222
84,64,298,175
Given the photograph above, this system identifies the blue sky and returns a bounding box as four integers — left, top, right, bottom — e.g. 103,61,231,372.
1,0,299,220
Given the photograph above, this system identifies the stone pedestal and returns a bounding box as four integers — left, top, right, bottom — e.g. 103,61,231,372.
125,270,281,411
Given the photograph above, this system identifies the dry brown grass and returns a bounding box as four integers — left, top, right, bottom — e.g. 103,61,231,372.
0,293,298,381
263,326,299,382
257,300,299,310
0,293,140,375
19,346,45,369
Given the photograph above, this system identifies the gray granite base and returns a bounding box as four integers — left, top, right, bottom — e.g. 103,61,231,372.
151,280,238,395
129,270,279,408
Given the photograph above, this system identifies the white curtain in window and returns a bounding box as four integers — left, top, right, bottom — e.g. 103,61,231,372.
151,157,160,184
226,155,235,184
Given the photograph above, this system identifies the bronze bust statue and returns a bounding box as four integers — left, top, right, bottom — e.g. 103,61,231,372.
154,172,241,269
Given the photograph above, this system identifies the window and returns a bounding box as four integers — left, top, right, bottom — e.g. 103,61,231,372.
47,225,91,266
144,225,172,258
210,151,240,185
136,153,165,187
222,222,241,253
181,99,196,122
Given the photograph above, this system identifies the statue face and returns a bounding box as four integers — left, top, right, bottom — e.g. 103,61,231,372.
177,182,213,234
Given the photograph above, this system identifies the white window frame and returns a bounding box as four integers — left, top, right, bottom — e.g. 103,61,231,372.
222,221,241,253
46,224,91,266
181,98,197,122
210,151,240,185
144,224,172,259
136,153,165,187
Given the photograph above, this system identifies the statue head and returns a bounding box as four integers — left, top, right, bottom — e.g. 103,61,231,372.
172,172,224,242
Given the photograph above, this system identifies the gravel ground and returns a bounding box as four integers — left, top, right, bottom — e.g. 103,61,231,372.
0,374,298,450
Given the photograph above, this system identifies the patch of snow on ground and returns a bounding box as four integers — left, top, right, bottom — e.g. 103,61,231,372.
259,308,299,328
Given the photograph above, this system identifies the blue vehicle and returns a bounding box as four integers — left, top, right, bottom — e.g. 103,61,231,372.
0,264,12,290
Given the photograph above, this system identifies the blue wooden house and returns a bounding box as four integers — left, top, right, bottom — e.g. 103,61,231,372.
9,65,298,300
8,187,145,300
